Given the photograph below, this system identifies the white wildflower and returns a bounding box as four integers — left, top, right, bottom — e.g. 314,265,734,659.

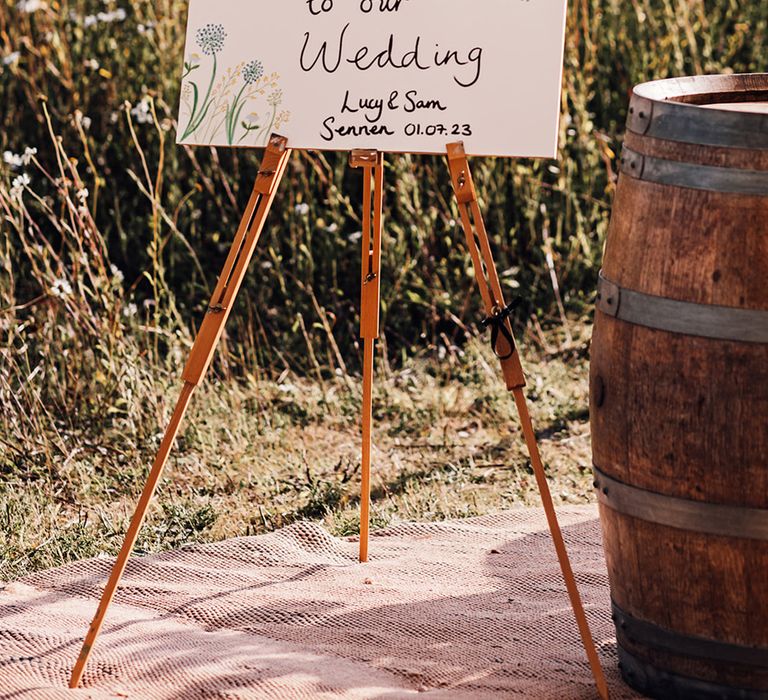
3,151,23,168
51,278,73,298
110,264,124,284
326,222,338,233
95,8,126,23
130,97,153,125
85,59,100,70
17,0,46,13
76,188,89,202
123,302,138,317
260,261,273,270
84,15,97,27
3,51,20,66
294,202,310,216
348,231,362,243
81,116,92,130
10,173,30,197
21,147,37,165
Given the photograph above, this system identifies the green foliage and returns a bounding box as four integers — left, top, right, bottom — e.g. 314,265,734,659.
2,2,765,372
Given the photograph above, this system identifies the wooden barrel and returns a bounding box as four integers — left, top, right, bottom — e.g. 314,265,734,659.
590,74,768,699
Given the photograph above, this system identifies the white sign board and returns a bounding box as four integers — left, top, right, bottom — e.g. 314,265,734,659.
177,0,568,157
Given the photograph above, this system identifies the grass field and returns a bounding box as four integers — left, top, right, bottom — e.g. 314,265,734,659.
0,308,592,580
1,323,593,581
1,1,767,579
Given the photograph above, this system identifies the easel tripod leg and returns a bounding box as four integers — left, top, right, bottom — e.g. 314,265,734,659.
360,337,375,562
445,142,609,700
350,150,384,563
68,382,194,688
512,390,609,698
68,135,292,689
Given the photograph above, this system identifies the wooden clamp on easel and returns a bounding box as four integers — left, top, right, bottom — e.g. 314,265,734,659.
69,138,608,700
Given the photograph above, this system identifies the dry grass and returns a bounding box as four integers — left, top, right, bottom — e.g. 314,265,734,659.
1,322,593,581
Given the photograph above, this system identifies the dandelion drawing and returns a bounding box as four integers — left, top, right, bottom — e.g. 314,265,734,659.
224,59,263,145
243,59,264,85
197,23,226,55
180,23,227,140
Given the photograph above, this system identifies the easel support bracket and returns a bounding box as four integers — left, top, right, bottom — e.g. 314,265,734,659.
183,134,291,387
350,149,384,340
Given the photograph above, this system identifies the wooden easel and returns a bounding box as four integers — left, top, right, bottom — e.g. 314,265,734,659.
68,134,608,699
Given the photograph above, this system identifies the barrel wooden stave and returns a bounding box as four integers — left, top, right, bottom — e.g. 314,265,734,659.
602,175,768,310
591,74,768,698
591,318,768,507
601,509,768,646
605,516,768,693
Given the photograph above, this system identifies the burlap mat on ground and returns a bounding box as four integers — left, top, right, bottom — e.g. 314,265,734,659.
0,505,642,699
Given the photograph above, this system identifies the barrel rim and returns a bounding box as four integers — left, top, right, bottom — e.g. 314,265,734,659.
632,73,768,106
628,73,768,150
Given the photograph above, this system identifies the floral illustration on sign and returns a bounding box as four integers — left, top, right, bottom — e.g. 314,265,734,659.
179,23,290,146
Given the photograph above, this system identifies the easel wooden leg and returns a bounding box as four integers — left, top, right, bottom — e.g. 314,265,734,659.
445,142,609,700
350,150,384,563
68,135,292,689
